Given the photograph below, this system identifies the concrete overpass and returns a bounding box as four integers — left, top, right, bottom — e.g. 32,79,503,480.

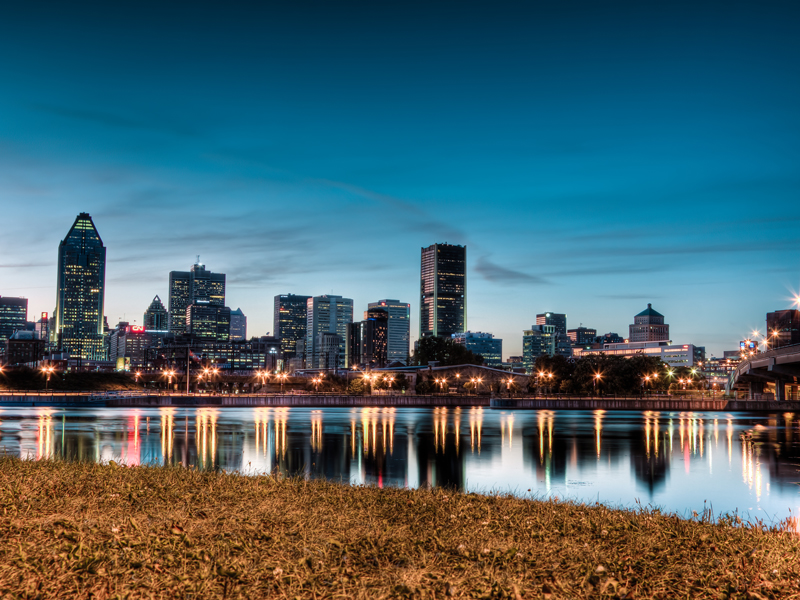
726,343,800,400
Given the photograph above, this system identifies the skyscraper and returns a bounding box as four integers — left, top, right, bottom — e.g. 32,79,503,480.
53,213,106,360
143,295,168,330
273,294,311,358
349,308,389,368
522,324,555,373
306,295,353,369
229,308,247,341
0,296,28,352
536,312,572,357
168,261,225,334
367,299,410,364
420,243,466,339
629,304,669,342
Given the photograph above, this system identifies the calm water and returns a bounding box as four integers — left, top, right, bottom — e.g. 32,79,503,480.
2,406,800,522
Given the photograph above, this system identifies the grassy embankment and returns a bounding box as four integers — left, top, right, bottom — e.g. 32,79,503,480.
1,459,798,599
0,369,141,392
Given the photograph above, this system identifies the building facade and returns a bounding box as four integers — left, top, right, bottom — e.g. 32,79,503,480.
306,295,353,369
0,296,28,353
186,303,230,341
573,341,701,369
53,213,107,360
144,295,168,330
629,304,669,342
451,331,503,367
567,327,597,346
273,294,311,359
4,330,46,366
168,261,225,334
522,324,556,373
368,299,410,364
420,243,466,339
229,308,247,341
766,309,800,349
349,308,389,368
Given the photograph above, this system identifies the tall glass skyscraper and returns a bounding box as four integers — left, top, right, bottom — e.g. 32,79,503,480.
168,261,225,334
367,299,410,364
420,243,466,339
306,295,353,369
273,294,311,358
54,213,106,360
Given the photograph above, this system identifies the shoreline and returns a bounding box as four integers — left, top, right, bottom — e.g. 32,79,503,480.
1,458,798,599
0,392,797,412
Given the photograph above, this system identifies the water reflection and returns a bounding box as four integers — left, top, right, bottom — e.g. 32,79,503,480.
2,406,800,519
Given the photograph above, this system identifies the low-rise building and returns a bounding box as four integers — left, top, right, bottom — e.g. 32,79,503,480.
451,331,503,367
573,340,701,368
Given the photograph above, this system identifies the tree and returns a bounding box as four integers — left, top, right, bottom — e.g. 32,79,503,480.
410,337,484,367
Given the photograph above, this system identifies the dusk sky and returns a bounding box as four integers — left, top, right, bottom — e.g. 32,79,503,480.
2,1,799,357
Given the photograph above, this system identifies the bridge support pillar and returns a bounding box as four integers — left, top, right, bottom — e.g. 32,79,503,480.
775,381,786,402
748,381,764,398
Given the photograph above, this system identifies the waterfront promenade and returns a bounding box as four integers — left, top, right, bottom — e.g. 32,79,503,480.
0,390,798,411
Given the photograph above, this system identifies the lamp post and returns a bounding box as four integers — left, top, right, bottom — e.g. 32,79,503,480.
593,372,602,396
41,365,55,391
278,372,288,393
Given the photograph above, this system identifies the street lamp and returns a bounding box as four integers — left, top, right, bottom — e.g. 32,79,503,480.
41,365,56,391
277,372,288,393
593,372,602,396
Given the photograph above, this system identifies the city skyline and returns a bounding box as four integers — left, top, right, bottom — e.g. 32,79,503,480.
2,1,800,356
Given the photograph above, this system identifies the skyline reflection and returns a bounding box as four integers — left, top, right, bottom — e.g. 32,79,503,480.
0,406,799,520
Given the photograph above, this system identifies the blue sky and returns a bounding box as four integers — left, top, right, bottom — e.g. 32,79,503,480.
1,0,799,357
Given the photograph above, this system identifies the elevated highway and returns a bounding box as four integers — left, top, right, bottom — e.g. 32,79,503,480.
726,343,800,400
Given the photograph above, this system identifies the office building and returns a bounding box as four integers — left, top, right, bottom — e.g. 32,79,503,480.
143,295,168,330
766,309,800,349
567,327,597,346
168,261,225,334
574,341,701,368
349,308,389,368
53,213,107,360
186,303,230,341
4,330,46,366
230,308,247,341
536,313,567,337
306,295,353,369
629,303,669,342
145,336,281,373
522,324,555,373
420,243,466,339
368,299,410,364
317,332,343,371
451,331,503,367
108,323,154,370
0,296,28,352
273,294,311,358
34,312,50,343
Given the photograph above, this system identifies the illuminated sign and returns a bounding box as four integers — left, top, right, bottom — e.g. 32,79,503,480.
740,340,757,351
128,325,145,334
41,312,48,319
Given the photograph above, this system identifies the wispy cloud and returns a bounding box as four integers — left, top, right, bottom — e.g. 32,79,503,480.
475,256,549,285
29,104,199,138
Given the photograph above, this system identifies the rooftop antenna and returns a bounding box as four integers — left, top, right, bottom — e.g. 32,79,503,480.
196,254,200,265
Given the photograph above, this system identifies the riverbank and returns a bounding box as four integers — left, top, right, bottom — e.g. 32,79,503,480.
1,459,798,599
1,392,796,412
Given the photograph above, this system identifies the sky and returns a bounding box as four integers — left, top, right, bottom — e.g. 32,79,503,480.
1,0,799,357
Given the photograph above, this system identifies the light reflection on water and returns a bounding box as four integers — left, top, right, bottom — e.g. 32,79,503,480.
2,406,800,520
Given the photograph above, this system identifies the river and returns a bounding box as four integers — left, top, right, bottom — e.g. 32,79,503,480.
2,406,798,524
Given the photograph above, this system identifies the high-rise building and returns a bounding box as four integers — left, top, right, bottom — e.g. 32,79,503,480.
186,303,231,342
34,312,50,343
273,294,311,359
144,295,168,331
306,295,353,369
766,309,800,349
229,308,247,341
537,312,572,358
420,243,466,339
629,304,669,342
567,327,597,346
368,299,410,364
0,296,28,352
53,213,107,360
451,331,503,367
522,324,555,373
349,308,389,368
168,261,225,334
536,313,567,337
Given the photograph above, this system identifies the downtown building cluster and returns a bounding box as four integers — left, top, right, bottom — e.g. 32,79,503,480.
2,213,799,379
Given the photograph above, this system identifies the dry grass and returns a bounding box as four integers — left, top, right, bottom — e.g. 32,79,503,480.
0,458,799,599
